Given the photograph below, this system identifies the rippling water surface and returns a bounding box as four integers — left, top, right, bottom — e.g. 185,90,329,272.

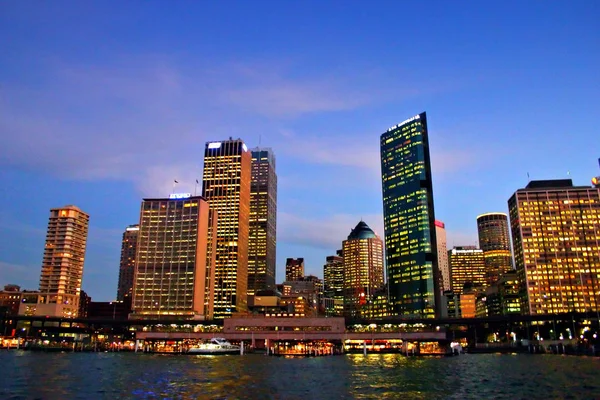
0,352,598,399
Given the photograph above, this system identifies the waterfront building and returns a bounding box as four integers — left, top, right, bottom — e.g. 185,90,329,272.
323,250,344,302
88,298,131,320
435,221,450,292
285,258,305,281
248,147,277,295
476,271,521,317
508,179,600,314
449,246,486,296
460,285,478,318
78,290,90,318
116,224,139,301
282,277,321,314
442,291,460,318
202,139,252,319
342,221,384,318
359,287,390,319
380,112,439,317
321,297,344,317
477,213,513,285
131,195,216,320
37,205,89,318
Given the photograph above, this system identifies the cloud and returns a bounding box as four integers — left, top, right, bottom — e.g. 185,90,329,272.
278,212,384,251
0,261,38,289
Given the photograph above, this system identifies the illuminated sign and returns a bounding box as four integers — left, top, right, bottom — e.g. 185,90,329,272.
242,143,248,152
126,226,140,232
208,142,222,149
387,114,421,132
169,193,191,199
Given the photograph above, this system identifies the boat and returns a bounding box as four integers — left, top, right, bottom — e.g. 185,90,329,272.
187,338,240,355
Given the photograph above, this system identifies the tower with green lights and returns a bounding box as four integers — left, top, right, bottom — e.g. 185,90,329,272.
380,112,439,318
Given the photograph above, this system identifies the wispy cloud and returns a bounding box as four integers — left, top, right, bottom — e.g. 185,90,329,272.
278,212,383,251
0,261,38,289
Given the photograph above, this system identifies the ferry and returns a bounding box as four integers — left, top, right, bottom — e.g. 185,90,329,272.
187,338,240,355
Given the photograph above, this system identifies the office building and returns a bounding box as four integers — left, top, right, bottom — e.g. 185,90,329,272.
37,205,89,318
342,221,384,318
380,112,439,317
131,195,216,320
202,139,252,318
285,258,305,282
116,224,139,301
508,179,600,314
435,220,450,292
324,250,344,300
477,213,513,285
449,246,486,295
476,271,521,317
248,147,277,295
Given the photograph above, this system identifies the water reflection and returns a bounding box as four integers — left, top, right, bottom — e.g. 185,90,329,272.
0,352,598,399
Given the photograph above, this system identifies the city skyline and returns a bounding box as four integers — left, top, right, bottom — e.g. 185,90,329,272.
1,2,599,301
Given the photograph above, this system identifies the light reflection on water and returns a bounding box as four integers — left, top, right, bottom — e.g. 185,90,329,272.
0,351,598,399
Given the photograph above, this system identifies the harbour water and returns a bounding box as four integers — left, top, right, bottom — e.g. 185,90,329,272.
0,352,598,399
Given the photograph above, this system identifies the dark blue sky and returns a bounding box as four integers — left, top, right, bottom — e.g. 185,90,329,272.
1,1,598,301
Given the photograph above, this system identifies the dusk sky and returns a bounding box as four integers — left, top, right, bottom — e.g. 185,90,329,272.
1,1,598,301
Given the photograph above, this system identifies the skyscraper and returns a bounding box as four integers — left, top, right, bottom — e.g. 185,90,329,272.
285,258,305,281
477,213,513,285
248,147,277,295
38,205,89,318
131,194,216,320
380,112,439,317
435,220,450,292
202,139,252,318
342,221,384,318
508,179,600,314
449,246,487,295
116,224,139,301
323,250,344,299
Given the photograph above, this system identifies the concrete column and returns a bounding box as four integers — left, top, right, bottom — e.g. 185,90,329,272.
240,341,244,355
363,340,367,356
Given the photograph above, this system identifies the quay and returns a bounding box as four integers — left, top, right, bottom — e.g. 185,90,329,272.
2,311,599,357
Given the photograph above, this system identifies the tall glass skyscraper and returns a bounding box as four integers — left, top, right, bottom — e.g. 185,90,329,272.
202,139,252,319
248,147,277,295
380,112,439,318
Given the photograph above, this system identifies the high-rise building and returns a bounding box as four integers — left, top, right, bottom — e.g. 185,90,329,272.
324,250,344,300
116,224,139,301
342,221,385,318
248,147,277,295
131,195,216,320
380,112,439,317
477,213,513,285
449,246,486,295
285,258,305,281
202,139,252,319
508,179,600,315
37,205,89,318
435,220,450,292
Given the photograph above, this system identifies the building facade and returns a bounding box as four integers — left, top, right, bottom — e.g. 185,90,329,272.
435,220,450,292
380,112,439,317
449,246,486,295
477,213,513,286
116,224,139,301
508,179,600,314
342,221,385,318
248,147,277,295
37,205,89,318
323,250,344,301
285,258,305,282
202,139,252,319
131,195,216,320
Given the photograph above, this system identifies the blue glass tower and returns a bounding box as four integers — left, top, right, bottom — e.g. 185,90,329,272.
380,112,439,318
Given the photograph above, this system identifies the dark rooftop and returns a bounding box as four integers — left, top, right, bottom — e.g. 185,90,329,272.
525,179,573,189
347,220,378,240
